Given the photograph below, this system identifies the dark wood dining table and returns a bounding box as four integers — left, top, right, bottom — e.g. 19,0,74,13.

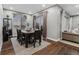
21,30,35,48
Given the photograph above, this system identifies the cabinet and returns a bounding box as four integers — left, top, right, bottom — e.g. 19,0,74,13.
62,32,79,43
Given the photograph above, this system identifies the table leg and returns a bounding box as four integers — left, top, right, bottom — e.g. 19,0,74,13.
25,36,28,48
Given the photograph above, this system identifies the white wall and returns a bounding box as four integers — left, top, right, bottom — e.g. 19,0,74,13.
69,17,73,32
0,4,3,52
47,6,62,40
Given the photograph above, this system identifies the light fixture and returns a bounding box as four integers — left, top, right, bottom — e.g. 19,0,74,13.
42,4,46,7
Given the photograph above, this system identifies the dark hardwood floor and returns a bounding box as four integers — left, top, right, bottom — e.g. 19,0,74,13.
1,40,15,55
1,39,79,55
33,41,79,55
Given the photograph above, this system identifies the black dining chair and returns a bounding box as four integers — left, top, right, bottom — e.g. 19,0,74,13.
33,30,42,48
17,29,25,45
24,32,34,48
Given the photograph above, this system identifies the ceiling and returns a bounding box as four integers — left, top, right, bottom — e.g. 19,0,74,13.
59,4,79,16
3,4,79,16
3,4,54,14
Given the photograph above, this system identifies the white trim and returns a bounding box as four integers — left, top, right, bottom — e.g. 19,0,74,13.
60,40,79,48
47,37,60,42
47,37,79,48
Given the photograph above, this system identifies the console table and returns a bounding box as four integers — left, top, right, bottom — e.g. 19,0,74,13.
62,32,79,43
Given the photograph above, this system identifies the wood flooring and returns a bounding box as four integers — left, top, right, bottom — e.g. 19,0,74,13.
1,39,79,55
34,41,79,55
1,40,15,55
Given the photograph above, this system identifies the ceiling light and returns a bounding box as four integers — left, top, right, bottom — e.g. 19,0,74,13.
75,5,79,8
42,4,46,7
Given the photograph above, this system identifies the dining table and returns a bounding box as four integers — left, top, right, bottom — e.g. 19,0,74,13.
21,29,35,48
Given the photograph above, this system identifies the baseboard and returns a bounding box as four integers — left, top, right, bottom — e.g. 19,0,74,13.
60,40,79,48
47,37,60,42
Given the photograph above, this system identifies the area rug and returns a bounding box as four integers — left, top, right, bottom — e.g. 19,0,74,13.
11,38,50,55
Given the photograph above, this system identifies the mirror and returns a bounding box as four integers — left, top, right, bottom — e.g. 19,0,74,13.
62,11,79,34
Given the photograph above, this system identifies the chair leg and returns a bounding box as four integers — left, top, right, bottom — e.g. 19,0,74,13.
25,36,29,48
39,41,41,46
17,38,23,45
19,40,22,45
39,38,41,46
20,42,22,45
33,39,36,48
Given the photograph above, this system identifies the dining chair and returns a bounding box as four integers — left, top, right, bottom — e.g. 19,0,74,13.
33,30,42,48
17,29,25,45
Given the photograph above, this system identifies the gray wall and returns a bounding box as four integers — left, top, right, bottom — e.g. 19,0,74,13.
47,6,62,40
35,6,63,41
0,4,3,52
3,10,33,36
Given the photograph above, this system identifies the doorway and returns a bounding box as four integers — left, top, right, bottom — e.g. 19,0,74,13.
3,15,12,42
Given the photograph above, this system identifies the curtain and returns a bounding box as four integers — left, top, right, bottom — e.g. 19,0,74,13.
42,11,48,40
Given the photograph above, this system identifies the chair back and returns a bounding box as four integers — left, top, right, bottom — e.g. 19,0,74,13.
17,29,19,39
34,30,42,39
17,29,22,39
